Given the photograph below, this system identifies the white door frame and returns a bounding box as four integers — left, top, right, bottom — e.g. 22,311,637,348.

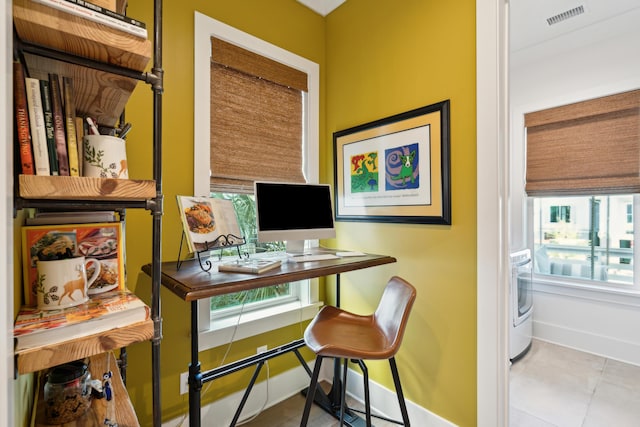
477,0,509,426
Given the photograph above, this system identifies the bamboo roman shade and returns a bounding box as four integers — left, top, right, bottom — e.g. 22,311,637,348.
525,89,640,196
209,37,307,193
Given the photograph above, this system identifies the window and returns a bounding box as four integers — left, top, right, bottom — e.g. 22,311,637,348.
524,90,640,294
532,195,635,287
549,205,571,223
194,13,320,349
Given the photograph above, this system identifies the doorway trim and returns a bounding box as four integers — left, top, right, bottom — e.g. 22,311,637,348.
477,0,509,426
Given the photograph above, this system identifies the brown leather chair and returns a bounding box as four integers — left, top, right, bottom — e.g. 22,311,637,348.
300,276,416,426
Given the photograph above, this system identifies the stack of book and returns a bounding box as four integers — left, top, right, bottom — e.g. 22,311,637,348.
14,290,150,352
14,62,83,177
218,258,282,274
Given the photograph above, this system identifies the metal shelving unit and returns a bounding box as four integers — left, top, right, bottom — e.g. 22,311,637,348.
12,0,164,425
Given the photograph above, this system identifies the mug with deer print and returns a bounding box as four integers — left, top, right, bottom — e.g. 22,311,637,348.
36,257,101,310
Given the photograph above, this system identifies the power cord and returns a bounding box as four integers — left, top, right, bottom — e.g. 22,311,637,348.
176,285,308,426
176,291,249,427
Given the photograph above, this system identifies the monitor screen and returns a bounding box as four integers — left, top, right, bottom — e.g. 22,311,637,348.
254,181,336,252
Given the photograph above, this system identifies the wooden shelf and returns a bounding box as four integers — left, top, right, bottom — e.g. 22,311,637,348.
32,352,140,426
19,175,156,201
15,319,153,375
13,0,152,126
13,0,151,71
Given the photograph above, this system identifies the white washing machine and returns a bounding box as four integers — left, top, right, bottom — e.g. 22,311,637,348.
509,249,533,361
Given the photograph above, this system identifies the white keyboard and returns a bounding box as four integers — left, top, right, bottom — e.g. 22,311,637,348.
288,254,340,263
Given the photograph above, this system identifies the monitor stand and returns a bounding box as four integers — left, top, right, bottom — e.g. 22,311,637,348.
285,240,306,256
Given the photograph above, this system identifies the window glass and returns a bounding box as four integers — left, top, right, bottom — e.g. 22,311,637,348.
209,193,289,312
533,195,633,285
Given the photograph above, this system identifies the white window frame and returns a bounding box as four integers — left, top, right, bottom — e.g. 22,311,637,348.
193,12,321,351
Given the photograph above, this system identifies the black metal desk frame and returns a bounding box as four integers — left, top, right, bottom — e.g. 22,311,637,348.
145,250,396,427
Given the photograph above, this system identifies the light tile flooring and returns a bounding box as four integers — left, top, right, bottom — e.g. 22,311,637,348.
510,339,640,427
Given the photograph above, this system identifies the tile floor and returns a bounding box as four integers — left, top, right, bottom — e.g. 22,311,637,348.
510,339,640,427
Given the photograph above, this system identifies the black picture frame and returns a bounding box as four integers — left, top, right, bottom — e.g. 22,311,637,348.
333,100,451,224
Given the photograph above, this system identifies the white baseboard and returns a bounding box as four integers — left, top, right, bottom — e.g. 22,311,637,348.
342,364,458,427
534,320,640,366
163,360,457,427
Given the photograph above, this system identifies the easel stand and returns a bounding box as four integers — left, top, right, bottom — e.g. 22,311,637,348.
176,231,247,272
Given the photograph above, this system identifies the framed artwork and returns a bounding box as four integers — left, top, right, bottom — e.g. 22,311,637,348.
334,100,451,224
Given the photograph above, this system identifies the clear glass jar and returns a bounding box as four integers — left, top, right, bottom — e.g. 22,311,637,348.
43,360,92,424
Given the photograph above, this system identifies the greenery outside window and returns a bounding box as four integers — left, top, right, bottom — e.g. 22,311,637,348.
208,193,291,316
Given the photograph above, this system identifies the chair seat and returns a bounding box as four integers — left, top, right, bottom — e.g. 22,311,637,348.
304,305,395,360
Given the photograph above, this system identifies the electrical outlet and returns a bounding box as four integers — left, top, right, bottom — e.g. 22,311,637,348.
180,371,189,395
257,345,267,354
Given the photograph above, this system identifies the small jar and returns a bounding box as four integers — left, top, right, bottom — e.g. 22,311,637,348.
44,360,92,424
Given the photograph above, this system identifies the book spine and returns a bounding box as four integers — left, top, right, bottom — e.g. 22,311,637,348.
75,115,85,176
31,0,147,39
48,74,70,176
24,78,51,176
13,62,35,175
39,79,59,175
62,77,80,176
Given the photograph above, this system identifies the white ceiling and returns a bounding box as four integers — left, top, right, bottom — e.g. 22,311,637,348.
510,0,640,53
297,0,346,16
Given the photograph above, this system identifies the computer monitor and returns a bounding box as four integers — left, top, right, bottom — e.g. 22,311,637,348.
254,181,336,254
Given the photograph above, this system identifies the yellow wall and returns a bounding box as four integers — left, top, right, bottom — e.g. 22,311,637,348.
103,0,476,426
325,1,477,425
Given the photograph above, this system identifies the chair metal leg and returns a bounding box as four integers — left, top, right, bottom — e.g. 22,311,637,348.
300,355,324,427
355,360,372,426
339,358,349,426
389,357,410,426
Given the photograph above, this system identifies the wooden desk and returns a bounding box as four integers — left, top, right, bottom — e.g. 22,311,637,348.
143,250,396,427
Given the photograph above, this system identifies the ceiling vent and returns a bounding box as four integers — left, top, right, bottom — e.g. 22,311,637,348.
546,5,585,25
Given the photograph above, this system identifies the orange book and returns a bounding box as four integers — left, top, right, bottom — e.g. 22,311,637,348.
13,62,35,175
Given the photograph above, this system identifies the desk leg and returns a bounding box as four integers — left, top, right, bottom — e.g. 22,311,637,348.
189,301,202,427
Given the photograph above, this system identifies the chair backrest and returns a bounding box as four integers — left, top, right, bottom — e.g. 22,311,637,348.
373,276,417,355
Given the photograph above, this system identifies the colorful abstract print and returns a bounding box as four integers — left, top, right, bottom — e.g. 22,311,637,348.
385,143,419,191
350,151,379,193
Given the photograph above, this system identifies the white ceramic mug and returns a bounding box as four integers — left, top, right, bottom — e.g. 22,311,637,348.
83,135,128,179
36,257,101,310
